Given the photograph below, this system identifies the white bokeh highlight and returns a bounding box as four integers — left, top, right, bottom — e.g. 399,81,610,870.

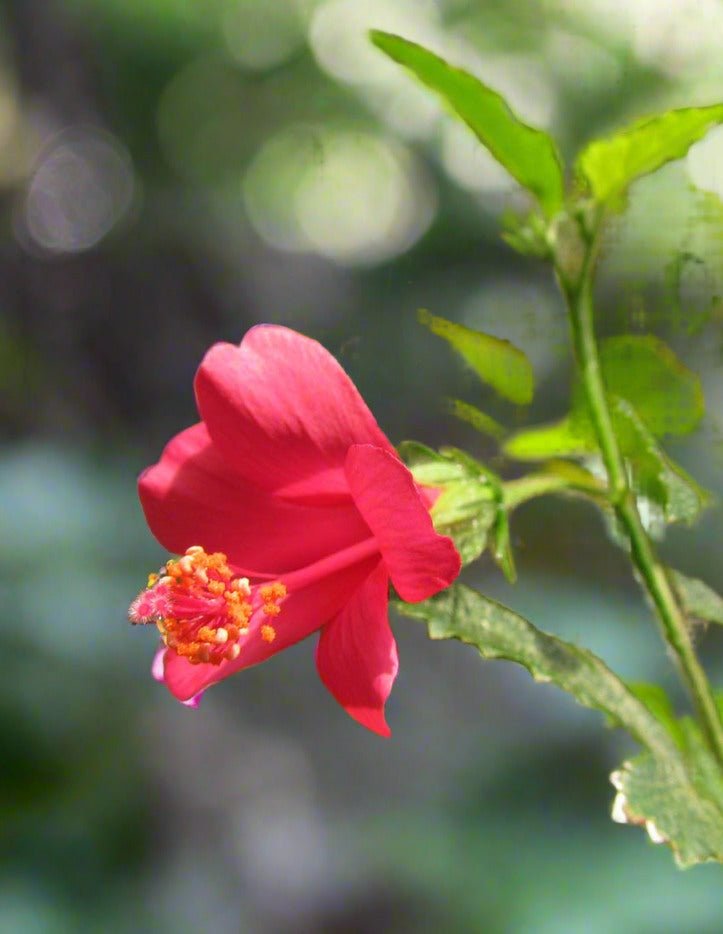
20,127,135,254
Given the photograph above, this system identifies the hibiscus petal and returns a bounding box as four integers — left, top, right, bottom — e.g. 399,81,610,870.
153,647,202,708
194,326,395,502
315,562,397,737
162,545,380,701
139,423,372,576
345,444,461,603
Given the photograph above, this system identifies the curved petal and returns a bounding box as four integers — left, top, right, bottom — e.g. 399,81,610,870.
194,326,395,502
161,545,380,702
345,444,461,603
153,647,202,708
315,562,396,737
139,423,371,576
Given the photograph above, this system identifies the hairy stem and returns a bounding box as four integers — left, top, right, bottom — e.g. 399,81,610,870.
558,213,723,764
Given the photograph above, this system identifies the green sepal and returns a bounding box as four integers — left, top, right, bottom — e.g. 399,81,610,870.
398,443,497,566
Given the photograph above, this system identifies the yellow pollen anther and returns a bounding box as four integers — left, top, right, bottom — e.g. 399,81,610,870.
261,582,287,602
131,547,288,667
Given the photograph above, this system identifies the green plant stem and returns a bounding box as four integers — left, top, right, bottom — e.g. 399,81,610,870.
503,471,603,511
558,215,723,765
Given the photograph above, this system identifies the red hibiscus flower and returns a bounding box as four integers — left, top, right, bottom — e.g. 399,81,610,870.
130,325,460,736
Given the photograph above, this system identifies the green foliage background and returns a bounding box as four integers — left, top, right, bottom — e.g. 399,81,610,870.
0,0,721,930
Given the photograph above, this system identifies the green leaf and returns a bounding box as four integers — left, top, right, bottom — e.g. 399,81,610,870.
395,583,678,759
370,31,565,216
626,682,685,748
575,336,705,438
419,309,534,405
503,416,592,460
398,443,497,565
611,718,723,868
506,336,703,464
396,583,723,867
610,397,710,526
577,103,723,204
448,399,506,440
669,570,723,626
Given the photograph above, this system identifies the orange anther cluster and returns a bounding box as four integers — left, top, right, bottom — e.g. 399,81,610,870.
129,546,286,666
258,582,287,640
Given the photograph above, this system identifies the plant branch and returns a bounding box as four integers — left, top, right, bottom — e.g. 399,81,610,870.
503,471,604,511
557,211,723,765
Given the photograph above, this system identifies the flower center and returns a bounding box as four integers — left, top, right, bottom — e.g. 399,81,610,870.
129,545,286,665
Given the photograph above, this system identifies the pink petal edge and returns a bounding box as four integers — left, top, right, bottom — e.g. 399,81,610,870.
316,561,397,737
345,444,461,603
194,326,395,502
152,646,202,708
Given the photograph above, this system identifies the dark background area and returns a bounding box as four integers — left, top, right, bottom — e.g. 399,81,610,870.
1,1,722,931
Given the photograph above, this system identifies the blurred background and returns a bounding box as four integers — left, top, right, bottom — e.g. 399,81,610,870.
1,0,722,931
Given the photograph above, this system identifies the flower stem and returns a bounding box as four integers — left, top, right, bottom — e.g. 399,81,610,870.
557,213,723,765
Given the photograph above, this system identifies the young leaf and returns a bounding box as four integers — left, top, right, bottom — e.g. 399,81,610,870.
394,583,679,759
577,103,723,204
419,309,534,405
610,397,710,526
503,416,592,460
449,399,506,440
574,335,705,438
370,31,565,216
611,719,723,868
669,570,723,626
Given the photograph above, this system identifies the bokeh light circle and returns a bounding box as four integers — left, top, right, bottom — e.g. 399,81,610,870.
20,126,135,254
243,124,436,266
222,0,305,71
